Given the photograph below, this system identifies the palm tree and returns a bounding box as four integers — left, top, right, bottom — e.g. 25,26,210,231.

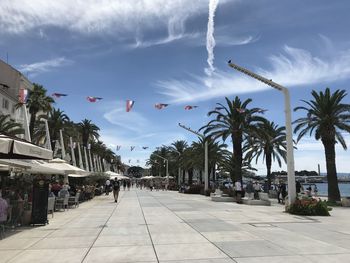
190,137,227,185
169,140,188,183
201,96,264,183
0,114,24,136
78,119,100,147
244,120,287,189
294,88,350,202
24,83,54,138
34,108,70,149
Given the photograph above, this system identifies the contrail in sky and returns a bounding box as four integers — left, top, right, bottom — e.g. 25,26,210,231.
205,0,219,78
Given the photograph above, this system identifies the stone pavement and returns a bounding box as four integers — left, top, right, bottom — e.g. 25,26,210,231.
1,189,350,263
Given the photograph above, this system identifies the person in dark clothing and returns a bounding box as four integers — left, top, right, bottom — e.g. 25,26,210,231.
279,182,287,204
127,181,131,191
296,181,302,193
113,180,120,202
123,180,127,191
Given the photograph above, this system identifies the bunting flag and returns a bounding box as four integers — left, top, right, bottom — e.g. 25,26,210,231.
116,145,121,151
155,103,169,110
142,146,149,150
137,160,140,163
128,159,131,163
18,88,29,104
87,96,103,102
126,100,135,112
130,146,135,151
52,93,68,98
236,108,246,113
185,105,198,110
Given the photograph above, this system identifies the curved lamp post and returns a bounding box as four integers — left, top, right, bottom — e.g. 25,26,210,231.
228,60,296,204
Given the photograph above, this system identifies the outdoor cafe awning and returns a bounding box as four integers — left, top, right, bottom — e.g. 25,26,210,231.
0,159,64,175
0,134,53,160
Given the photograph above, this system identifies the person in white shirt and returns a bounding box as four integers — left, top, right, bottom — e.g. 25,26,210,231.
105,179,111,195
235,181,242,203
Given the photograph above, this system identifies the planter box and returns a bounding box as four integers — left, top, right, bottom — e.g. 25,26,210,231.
341,197,350,207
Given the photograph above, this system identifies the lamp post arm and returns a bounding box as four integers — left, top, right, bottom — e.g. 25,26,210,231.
227,60,296,204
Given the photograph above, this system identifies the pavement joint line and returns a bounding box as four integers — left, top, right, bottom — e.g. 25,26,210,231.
136,190,160,263
80,191,125,263
3,197,111,262
146,190,238,263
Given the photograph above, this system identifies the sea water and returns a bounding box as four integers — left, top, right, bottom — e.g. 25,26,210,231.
302,183,350,197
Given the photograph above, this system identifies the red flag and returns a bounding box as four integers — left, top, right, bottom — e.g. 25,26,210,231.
87,96,103,102
236,108,246,113
52,93,68,98
126,100,135,112
18,88,29,104
185,105,198,110
155,103,169,110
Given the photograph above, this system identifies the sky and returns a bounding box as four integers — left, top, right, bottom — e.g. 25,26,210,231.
0,0,350,174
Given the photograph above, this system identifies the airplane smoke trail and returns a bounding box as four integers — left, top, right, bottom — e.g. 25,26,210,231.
205,0,219,77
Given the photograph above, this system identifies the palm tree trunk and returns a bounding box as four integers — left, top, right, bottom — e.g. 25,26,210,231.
182,169,186,184
29,111,37,140
189,168,193,185
232,134,243,182
322,139,341,202
266,152,272,190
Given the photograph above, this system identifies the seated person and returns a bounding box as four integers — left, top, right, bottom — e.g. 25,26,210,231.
58,185,70,198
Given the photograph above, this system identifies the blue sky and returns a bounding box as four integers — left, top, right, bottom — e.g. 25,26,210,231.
1,0,349,174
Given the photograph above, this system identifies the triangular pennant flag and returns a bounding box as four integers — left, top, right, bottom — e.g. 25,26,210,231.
185,105,198,110
128,159,131,163
116,145,121,151
52,93,68,98
126,100,135,112
130,146,135,151
155,103,169,110
87,96,103,102
142,146,149,150
137,160,140,163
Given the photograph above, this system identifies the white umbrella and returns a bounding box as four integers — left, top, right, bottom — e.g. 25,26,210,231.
68,173,90,178
41,158,87,175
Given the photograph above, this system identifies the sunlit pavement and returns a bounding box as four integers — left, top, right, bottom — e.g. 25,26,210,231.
1,189,350,263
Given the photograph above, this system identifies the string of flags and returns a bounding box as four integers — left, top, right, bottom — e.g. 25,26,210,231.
116,146,150,151
23,90,268,114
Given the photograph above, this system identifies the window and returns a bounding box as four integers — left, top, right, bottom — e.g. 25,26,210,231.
2,98,9,110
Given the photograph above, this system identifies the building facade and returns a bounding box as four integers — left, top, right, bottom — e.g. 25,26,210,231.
0,59,33,128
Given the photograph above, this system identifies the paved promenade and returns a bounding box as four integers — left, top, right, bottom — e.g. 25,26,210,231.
1,189,350,262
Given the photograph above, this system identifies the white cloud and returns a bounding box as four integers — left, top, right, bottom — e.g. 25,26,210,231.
103,106,150,133
17,57,72,76
157,43,350,103
0,0,229,35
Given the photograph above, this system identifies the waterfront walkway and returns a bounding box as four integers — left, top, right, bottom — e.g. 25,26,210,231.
1,189,350,262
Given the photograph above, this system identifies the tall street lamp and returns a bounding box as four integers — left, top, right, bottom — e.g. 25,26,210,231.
228,60,296,204
153,153,169,189
178,123,208,191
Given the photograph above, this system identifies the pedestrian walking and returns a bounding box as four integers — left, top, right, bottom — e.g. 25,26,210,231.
123,180,127,191
234,180,242,203
127,181,131,191
113,180,120,202
105,179,111,195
